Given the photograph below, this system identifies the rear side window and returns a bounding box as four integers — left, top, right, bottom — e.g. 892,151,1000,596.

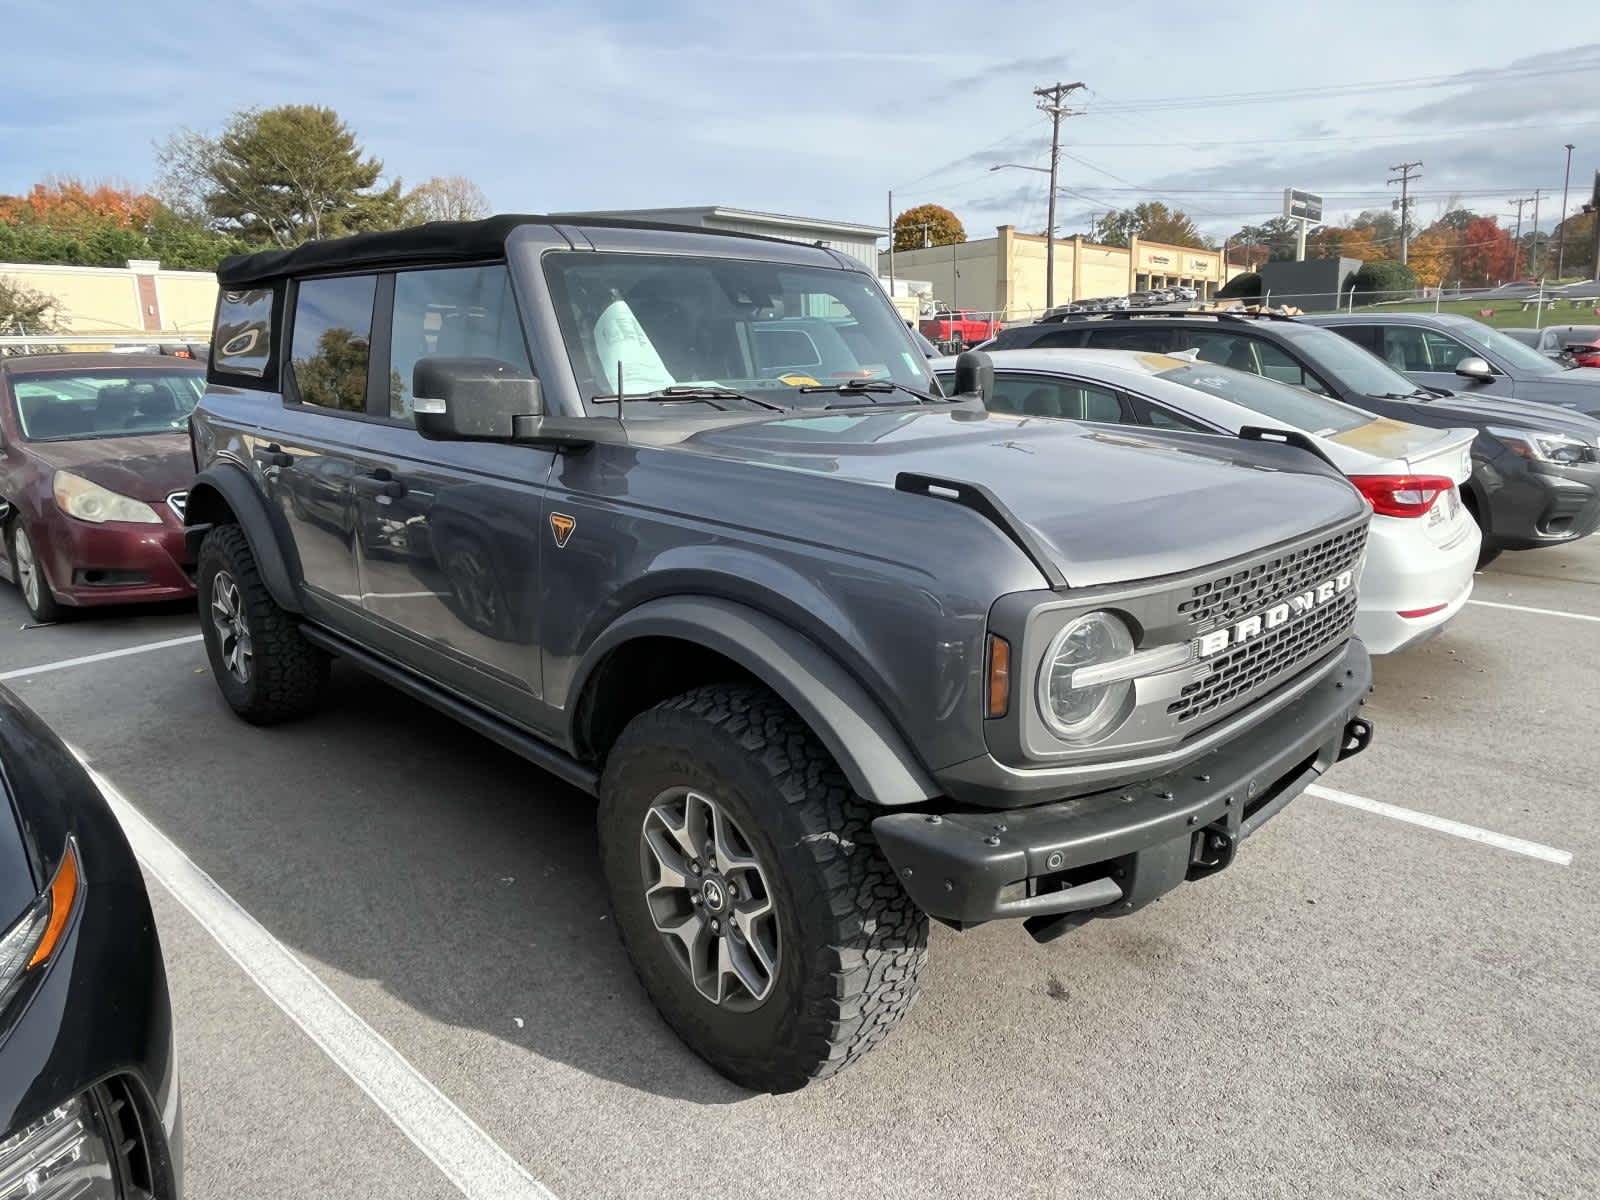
989,372,1126,423
212,289,274,379
290,275,377,413
1081,327,1173,352
388,265,531,419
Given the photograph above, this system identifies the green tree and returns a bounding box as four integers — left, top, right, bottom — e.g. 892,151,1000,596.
0,279,62,346
1095,201,1205,249
158,106,409,247
893,204,964,251
1228,217,1299,262
293,326,371,410
1351,259,1417,301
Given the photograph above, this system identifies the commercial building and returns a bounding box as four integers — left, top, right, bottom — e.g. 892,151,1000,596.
553,205,888,271
881,226,1232,320
0,259,216,341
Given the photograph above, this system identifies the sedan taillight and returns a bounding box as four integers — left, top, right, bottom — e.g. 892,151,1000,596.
1348,474,1455,518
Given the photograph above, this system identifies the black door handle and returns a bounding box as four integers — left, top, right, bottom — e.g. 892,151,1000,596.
253,444,293,468
353,470,406,500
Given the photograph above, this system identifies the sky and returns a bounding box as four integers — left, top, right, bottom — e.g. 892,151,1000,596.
3,0,1599,246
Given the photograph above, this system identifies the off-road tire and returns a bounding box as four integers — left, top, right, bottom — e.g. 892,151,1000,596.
6,519,62,624
197,523,328,724
598,683,928,1092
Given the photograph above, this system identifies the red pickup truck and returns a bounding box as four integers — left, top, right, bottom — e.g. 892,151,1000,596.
919,308,999,349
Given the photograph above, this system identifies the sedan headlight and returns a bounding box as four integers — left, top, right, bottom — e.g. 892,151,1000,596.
1037,610,1136,742
52,471,162,524
1487,426,1595,465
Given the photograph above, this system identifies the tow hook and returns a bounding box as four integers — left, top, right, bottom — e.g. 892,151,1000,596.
1338,716,1374,761
1186,825,1237,882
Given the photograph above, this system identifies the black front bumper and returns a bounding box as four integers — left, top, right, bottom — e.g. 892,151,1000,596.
873,640,1373,935
1486,458,1600,549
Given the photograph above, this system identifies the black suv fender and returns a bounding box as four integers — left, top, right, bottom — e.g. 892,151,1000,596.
571,596,940,806
182,463,304,614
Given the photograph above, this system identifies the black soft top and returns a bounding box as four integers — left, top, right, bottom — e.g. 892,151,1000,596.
216,213,800,287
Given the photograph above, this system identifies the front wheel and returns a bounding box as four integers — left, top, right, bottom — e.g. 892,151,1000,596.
197,524,329,724
598,684,928,1092
7,521,61,623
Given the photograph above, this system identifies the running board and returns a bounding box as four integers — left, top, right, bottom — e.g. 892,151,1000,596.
297,624,600,795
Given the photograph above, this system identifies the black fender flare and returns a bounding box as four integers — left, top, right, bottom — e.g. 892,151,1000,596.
573,596,940,806
183,463,304,613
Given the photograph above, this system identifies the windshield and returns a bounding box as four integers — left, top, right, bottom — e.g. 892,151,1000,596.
1472,321,1566,374
544,252,935,410
11,369,204,441
1156,363,1370,434
1281,324,1424,397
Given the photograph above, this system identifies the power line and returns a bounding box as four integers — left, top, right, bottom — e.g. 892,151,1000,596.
1053,118,1600,149
1033,80,1085,309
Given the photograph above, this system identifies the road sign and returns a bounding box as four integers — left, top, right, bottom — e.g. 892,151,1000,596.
1283,188,1323,223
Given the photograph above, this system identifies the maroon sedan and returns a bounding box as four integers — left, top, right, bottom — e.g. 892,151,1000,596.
0,354,202,622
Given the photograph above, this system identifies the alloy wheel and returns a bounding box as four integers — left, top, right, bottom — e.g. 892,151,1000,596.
210,569,253,683
639,788,781,1011
13,527,40,611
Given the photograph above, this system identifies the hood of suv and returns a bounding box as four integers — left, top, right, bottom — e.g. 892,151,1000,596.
1404,390,1600,436
1489,369,1600,414
685,408,1365,587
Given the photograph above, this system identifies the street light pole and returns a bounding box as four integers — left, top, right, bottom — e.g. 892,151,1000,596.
990,161,1075,307
1557,144,1575,279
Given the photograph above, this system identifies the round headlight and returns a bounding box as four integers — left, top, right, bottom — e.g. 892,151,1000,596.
1037,610,1136,742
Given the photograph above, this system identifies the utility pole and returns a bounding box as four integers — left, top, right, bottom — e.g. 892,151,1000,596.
1528,188,1542,276
1557,144,1575,279
1509,195,1530,262
886,189,895,293
1033,80,1085,311
1388,161,1422,266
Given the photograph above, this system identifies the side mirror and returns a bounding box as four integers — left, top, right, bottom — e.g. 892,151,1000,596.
413,357,544,441
1454,356,1494,382
953,349,994,402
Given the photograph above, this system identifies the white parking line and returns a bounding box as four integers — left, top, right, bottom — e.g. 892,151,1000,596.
0,634,203,682
80,756,557,1200
1308,784,1573,866
1467,599,1600,624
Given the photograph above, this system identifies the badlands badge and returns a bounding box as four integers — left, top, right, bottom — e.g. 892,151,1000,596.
549,512,576,548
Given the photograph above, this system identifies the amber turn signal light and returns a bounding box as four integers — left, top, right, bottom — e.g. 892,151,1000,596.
986,634,1011,719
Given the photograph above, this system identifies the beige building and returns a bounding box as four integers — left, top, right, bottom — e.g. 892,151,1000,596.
0,259,217,341
882,226,1232,321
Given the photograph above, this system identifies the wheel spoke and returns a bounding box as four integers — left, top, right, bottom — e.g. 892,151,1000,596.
720,934,770,1000
641,825,690,893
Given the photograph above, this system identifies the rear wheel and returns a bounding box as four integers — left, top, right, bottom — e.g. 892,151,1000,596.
7,520,61,623
197,524,329,723
598,684,928,1092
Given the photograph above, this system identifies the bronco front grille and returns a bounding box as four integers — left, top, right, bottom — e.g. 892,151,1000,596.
1169,588,1358,724
1178,523,1367,632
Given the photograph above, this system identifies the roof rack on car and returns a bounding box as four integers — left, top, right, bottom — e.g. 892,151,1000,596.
1042,308,1301,325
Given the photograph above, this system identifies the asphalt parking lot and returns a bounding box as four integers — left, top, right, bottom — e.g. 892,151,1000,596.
3,544,1596,1200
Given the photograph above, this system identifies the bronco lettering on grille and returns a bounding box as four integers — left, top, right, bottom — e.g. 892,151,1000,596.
1195,569,1354,658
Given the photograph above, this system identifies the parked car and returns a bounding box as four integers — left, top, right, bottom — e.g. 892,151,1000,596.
0,355,203,622
1501,324,1600,367
183,215,1374,1091
918,307,999,351
1302,312,1600,416
934,348,1478,653
0,684,182,1199
985,311,1600,565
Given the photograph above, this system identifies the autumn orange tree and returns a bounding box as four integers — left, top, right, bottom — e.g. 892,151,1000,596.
894,204,965,251
1406,228,1454,288
1457,217,1518,285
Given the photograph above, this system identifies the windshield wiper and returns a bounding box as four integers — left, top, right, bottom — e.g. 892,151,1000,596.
591,385,786,413
796,379,945,406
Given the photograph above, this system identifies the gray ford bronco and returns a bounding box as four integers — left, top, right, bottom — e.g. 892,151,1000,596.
185,215,1375,1091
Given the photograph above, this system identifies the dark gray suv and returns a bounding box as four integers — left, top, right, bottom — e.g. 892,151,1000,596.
184,215,1374,1090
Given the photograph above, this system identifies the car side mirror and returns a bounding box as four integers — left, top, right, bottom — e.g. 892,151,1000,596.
1454,356,1494,382
413,357,543,441
953,349,994,401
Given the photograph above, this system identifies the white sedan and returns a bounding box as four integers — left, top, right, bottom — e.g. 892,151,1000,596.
935,348,1481,654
